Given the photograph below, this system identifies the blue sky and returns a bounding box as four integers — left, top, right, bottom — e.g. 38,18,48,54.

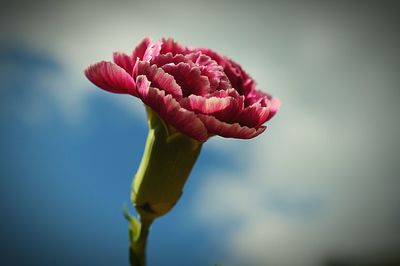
1,1,400,266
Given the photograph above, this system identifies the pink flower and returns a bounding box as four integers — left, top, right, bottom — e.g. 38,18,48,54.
85,38,280,142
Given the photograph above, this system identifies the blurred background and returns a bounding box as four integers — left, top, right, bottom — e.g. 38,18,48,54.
1,0,399,265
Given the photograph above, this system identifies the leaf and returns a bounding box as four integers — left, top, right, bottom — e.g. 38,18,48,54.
124,205,141,242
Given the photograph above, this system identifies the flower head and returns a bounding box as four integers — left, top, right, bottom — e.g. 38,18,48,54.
85,37,279,142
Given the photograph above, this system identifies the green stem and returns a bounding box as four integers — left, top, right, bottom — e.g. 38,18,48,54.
128,107,202,265
129,216,153,266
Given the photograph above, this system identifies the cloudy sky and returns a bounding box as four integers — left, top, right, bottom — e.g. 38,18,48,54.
1,1,399,265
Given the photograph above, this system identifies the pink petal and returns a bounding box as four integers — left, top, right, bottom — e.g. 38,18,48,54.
266,97,280,120
85,61,137,95
185,52,231,92
205,67,231,92
184,52,214,67
180,95,239,121
198,114,266,139
160,38,189,55
239,89,280,126
209,88,244,110
236,103,270,128
162,63,210,97
245,89,273,106
151,52,189,67
196,48,254,95
135,74,151,93
242,77,257,96
195,48,226,66
143,41,162,62
209,88,240,98
113,52,134,73
132,37,151,60
136,61,183,100
136,76,208,142
223,59,250,95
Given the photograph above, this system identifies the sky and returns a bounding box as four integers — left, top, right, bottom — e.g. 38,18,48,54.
1,1,400,266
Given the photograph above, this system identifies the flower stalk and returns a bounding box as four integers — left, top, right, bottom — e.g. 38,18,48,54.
128,106,202,265
126,213,153,266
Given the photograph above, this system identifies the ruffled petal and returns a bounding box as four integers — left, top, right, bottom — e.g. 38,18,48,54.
132,37,151,61
198,114,266,139
136,76,208,142
143,41,162,62
195,48,226,66
245,89,273,106
266,97,280,120
236,103,270,128
151,52,189,67
196,48,255,95
160,38,189,55
180,95,240,122
85,61,137,95
184,52,213,67
136,61,183,100
223,59,253,95
238,89,280,127
113,52,134,74
242,77,257,96
209,88,244,110
162,63,210,97
185,52,231,92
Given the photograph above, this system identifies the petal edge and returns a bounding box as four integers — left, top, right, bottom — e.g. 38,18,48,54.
198,114,266,139
85,61,137,95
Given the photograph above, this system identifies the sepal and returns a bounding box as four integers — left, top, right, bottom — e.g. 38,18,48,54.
131,107,202,219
